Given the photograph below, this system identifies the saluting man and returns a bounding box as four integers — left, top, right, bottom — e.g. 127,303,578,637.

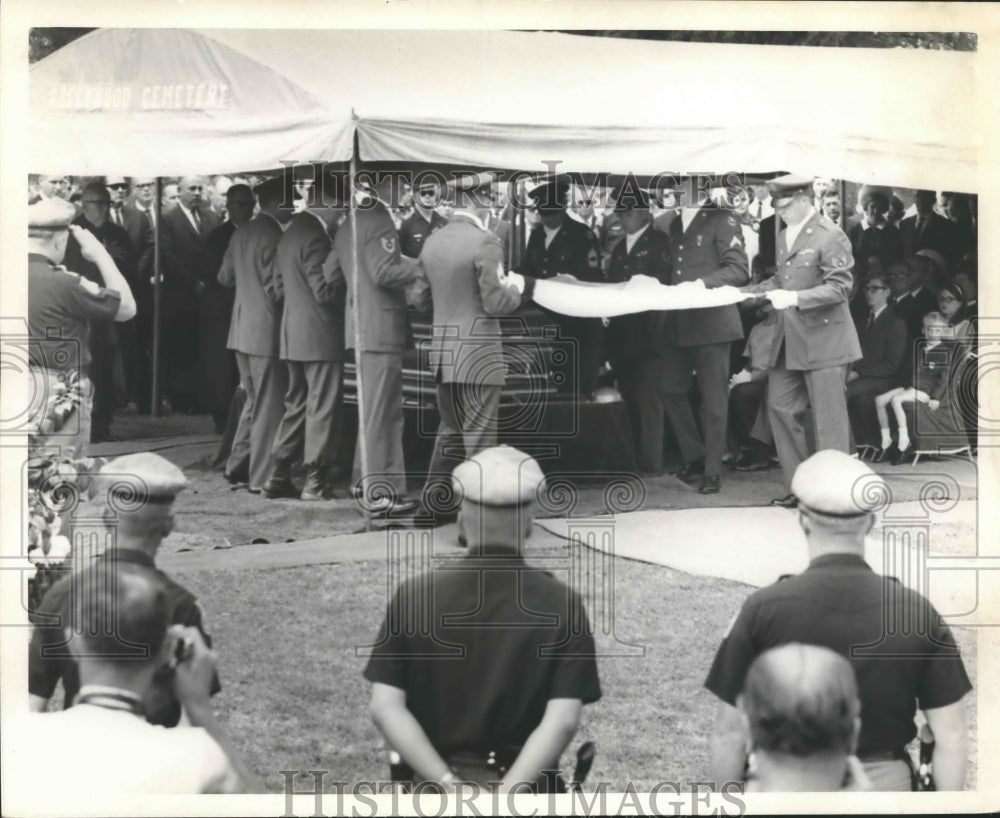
365,446,601,792
662,180,750,495
743,175,862,507
518,179,605,398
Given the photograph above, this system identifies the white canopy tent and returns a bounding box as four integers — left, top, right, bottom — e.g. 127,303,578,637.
31,28,978,192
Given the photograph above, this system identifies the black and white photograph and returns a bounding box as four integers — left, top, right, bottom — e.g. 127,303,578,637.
1,2,997,815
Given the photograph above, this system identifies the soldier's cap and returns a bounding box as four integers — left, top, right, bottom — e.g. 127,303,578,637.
452,445,546,508
611,185,651,212
768,174,814,206
27,197,77,232
99,452,189,505
791,450,885,518
527,180,569,211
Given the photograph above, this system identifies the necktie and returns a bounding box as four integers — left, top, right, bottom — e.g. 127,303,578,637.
191,206,202,235
866,312,875,334
112,205,123,226
755,201,762,220
917,216,927,236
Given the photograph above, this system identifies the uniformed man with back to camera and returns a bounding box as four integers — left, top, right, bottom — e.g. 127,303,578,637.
705,449,971,791
364,446,602,793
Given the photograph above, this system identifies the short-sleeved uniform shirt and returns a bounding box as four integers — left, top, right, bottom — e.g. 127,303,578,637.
704,553,972,756
28,254,121,372
399,210,448,259
28,549,218,726
364,554,602,756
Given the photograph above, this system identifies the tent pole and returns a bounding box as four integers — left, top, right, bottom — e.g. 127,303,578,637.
151,177,162,418
349,151,372,531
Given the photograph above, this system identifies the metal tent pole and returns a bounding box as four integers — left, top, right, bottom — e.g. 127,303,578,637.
151,177,162,418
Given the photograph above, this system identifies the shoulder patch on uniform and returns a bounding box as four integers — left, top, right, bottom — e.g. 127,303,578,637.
730,235,743,248
727,216,737,227
380,237,396,254
75,275,101,295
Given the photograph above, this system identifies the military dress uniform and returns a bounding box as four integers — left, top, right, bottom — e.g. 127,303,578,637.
705,451,971,791
663,206,750,483
410,215,524,510
745,178,862,488
331,200,419,501
519,212,605,397
28,223,123,458
364,447,602,790
604,223,674,473
399,209,448,258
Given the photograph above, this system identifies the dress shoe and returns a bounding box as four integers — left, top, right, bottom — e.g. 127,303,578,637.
890,444,913,466
225,469,250,486
770,494,798,509
368,496,421,518
672,459,705,483
247,486,263,495
299,467,328,501
698,475,721,495
732,456,771,472
264,476,299,500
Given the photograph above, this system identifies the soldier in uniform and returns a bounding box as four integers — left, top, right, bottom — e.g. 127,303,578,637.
365,446,601,792
517,180,605,398
705,450,971,791
330,177,421,515
662,183,750,494
27,197,136,458
603,186,674,475
742,175,862,507
410,206,525,522
29,453,220,727
398,179,449,258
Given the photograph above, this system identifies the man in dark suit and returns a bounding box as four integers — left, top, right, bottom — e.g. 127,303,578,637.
410,206,525,520
899,189,958,264
518,180,605,398
662,184,750,494
330,178,422,515
846,190,902,283
62,181,138,442
202,185,254,433
888,259,937,341
265,192,347,501
743,175,862,507
604,186,674,475
160,176,221,413
846,274,908,448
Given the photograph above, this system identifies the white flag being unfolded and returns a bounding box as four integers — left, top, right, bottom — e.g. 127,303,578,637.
530,274,753,318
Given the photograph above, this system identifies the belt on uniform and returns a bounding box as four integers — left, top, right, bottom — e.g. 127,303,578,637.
860,748,909,763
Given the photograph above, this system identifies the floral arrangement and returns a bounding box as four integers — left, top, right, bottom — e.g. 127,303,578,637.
24,369,103,620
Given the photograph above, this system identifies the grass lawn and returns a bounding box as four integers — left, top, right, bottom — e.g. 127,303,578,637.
177,539,978,793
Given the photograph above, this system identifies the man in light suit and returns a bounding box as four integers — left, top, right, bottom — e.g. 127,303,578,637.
331,177,421,516
265,186,347,501
160,176,222,413
743,175,862,507
410,205,525,523
218,179,291,494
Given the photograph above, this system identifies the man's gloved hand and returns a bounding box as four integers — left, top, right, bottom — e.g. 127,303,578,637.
765,289,799,310
497,264,525,294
